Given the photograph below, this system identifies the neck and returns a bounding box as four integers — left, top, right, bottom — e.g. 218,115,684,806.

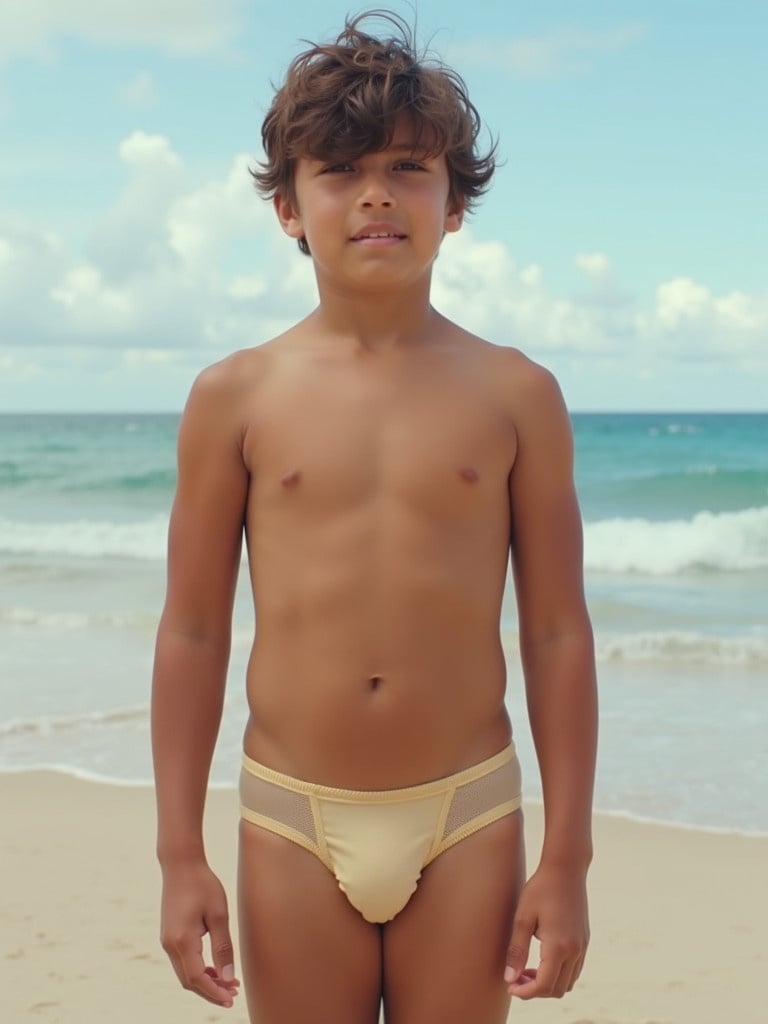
309,276,438,353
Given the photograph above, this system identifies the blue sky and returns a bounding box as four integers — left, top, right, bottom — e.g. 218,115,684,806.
1,0,766,411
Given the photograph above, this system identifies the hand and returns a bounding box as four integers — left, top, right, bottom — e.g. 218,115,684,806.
159,859,241,1008
504,862,590,1000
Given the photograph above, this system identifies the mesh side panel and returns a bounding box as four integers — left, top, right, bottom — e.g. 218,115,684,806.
240,770,317,844
441,759,520,839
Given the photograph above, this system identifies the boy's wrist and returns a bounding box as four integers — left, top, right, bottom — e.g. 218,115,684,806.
156,838,207,868
538,841,593,874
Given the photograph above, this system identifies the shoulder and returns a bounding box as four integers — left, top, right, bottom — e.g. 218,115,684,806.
462,336,573,462
176,345,279,463
455,330,568,423
483,340,560,397
183,342,282,424
190,343,274,401
447,322,554,388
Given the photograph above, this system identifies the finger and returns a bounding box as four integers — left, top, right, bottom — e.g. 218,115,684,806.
566,951,586,992
204,966,240,998
190,964,236,1007
553,943,587,996
504,912,535,986
508,955,561,1000
552,961,574,999
193,971,237,1007
207,966,240,995
176,940,236,1008
207,911,239,993
505,967,537,994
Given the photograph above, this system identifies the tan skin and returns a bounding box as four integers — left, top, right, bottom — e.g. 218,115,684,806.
152,123,597,1022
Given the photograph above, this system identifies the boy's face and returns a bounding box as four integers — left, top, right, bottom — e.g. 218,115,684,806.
274,116,464,288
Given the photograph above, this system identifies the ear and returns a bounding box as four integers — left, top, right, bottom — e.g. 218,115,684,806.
273,192,305,240
444,195,465,235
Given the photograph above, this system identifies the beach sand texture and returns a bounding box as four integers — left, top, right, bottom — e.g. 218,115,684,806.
1,772,765,1024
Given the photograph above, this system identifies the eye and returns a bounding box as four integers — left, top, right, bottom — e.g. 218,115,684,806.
395,160,426,171
321,162,354,174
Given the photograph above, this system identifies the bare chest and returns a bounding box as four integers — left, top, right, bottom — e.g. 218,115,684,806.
244,364,517,517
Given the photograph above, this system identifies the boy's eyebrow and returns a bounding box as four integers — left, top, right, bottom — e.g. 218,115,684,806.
389,141,438,153
306,141,438,165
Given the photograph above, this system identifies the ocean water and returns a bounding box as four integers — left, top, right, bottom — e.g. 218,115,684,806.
1,411,766,834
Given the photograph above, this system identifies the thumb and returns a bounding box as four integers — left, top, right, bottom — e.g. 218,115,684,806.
504,911,535,984
208,909,236,982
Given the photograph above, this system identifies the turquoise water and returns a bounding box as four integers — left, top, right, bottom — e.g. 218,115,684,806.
1,412,766,832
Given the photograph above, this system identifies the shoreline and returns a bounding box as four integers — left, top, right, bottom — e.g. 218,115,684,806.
2,770,766,1024
3,763,766,840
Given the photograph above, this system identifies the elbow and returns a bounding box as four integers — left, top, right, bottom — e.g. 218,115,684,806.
520,610,594,655
157,613,233,657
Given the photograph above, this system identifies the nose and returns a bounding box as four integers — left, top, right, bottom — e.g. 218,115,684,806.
357,171,395,208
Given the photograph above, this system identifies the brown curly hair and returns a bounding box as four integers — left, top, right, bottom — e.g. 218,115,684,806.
251,9,496,255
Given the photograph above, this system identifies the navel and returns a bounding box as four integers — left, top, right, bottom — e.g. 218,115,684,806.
459,465,479,483
368,675,383,692
280,468,301,487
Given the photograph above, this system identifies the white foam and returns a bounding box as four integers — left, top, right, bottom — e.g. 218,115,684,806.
0,705,149,738
0,607,140,629
520,796,768,839
504,630,768,667
595,631,768,667
3,506,767,574
0,515,168,560
584,506,768,574
0,763,235,790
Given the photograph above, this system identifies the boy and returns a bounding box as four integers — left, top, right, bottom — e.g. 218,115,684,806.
152,11,597,1024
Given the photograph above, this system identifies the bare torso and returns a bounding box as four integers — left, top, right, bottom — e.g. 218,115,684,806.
239,322,519,788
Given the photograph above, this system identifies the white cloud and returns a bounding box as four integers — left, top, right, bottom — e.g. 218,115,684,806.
117,71,157,107
0,221,69,345
446,24,648,78
575,252,611,281
435,236,768,360
167,155,267,268
0,0,242,65
0,129,305,353
656,277,710,328
636,276,768,355
228,275,267,300
519,264,542,288
122,348,180,368
51,266,134,330
0,350,43,381
715,291,766,331
119,131,182,171
86,132,186,281
433,233,618,352
1,136,766,378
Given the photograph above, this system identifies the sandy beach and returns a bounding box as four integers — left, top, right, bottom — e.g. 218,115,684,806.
1,772,765,1024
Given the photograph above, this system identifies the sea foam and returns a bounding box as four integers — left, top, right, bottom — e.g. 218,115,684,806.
0,516,168,560
2,505,767,575
595,631,768,667
584,506,768,574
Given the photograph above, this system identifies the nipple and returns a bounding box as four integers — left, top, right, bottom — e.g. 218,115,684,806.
280,469,301,487
459,466,479,483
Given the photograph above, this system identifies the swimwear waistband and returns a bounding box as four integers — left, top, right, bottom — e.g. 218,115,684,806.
240,743,517,805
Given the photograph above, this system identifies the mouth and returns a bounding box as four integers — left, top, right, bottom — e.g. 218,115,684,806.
351,228,407,242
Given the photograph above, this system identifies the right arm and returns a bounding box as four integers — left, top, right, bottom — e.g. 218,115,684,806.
151,360,249,1008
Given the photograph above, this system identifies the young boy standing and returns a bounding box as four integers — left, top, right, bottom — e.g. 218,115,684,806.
152,11,597,1024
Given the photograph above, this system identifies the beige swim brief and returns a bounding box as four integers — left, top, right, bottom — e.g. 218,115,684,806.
239,743,522,923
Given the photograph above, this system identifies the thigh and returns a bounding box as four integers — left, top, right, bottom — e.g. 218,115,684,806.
238,820,382,1024
382,810,525,1024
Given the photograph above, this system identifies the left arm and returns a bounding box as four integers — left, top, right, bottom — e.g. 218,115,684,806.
503,361,598,999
